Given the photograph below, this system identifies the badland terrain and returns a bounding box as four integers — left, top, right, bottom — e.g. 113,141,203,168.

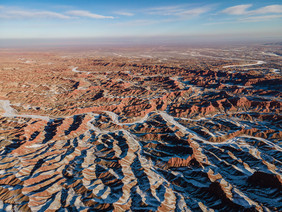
0,44,281,211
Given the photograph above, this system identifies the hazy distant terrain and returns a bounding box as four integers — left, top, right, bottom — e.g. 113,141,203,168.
0,45,281,211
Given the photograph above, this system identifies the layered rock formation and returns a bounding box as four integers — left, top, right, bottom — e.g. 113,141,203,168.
0,46,281,211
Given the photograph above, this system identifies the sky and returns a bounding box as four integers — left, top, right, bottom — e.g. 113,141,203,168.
0,0,282,45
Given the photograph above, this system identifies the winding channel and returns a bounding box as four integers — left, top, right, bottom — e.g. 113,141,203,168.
0,100,50,121
223,60,266,68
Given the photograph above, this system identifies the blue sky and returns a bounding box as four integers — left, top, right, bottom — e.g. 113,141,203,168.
0,0,282,42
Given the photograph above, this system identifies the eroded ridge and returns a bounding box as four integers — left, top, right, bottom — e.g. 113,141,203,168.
0,46,281,211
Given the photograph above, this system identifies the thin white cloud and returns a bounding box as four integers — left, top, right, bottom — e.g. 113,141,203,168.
222,4,282,15
115,11,134,16
146,5,183,16
179,7,211,16
254,5,282,14
222,4,252,15
66,10,114,19
239,14,282,22
146,5,211,17
115,5,212,27
0,8,71,19
0,6,114,20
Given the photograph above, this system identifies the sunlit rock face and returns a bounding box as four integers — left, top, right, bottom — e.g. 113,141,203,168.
0,46,281,211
